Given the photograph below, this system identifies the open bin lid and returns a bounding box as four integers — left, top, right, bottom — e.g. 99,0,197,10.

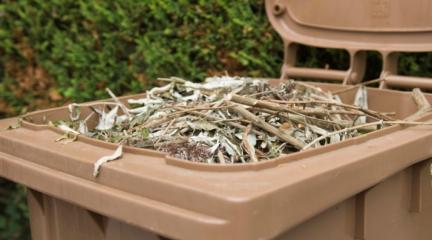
266,0,432,89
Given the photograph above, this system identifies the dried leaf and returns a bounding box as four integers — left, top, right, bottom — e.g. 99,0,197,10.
78,122,88,135
330,134,341,144
220,136,242,158
57,122,80,135
354,86,368,124
187,120,218,131
185,76,245,91
116,115,129,124
68,103,81,121
247,134,257,147
106,88,131,118
6,119,21,130
190,133,218,145
173,90,200,102
208,143,220,154
95,105,119,130
93,145,123,177
55,132,78,144
241,125,257,162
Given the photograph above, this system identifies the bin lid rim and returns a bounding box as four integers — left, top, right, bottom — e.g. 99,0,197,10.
266,0,432,52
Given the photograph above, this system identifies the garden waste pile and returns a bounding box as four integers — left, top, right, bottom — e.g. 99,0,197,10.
48,76,430,174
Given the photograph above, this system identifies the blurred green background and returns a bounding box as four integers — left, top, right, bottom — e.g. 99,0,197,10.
1,0,432,239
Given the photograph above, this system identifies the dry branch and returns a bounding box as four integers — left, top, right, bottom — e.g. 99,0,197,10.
406,88,432,121
229,104,305,149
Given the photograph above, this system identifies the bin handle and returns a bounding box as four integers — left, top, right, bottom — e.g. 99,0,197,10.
282,44,432,90
379,52,432,90
281,42,367,85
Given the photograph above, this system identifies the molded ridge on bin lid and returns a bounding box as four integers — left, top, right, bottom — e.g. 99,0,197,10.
266,0,432,51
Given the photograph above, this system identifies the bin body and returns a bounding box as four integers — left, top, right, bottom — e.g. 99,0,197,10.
279,160,432,240
22,159,432,240
27,189,160,240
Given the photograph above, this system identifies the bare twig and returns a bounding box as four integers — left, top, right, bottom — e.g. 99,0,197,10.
303,120,432,150
267,99,393,121
406,88,432,121
217,149,226,164
106,88,131,117
229,103,305,149
302,121,385,150
331,78,383,95
411,88,431,109
176,107,267,137
241,124,257,162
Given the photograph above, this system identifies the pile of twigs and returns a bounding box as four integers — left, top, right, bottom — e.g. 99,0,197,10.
54,76,430,165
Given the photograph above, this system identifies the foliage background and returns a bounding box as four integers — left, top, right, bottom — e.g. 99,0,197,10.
0,0,432,239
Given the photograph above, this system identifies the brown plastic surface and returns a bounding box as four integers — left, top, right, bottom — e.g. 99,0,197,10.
1,83,432,240
1,1,432,239
266,0,432,89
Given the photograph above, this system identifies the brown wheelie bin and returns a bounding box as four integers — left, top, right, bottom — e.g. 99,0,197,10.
1,0,432,239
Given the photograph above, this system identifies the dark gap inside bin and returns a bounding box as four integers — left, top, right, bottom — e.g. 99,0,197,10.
398,52,432,78
295,45,350,71
364,51,383,82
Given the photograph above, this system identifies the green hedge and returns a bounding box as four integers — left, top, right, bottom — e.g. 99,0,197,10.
0,0,286,117
0,180,29,240
2,1,432,117
1,1,432,239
